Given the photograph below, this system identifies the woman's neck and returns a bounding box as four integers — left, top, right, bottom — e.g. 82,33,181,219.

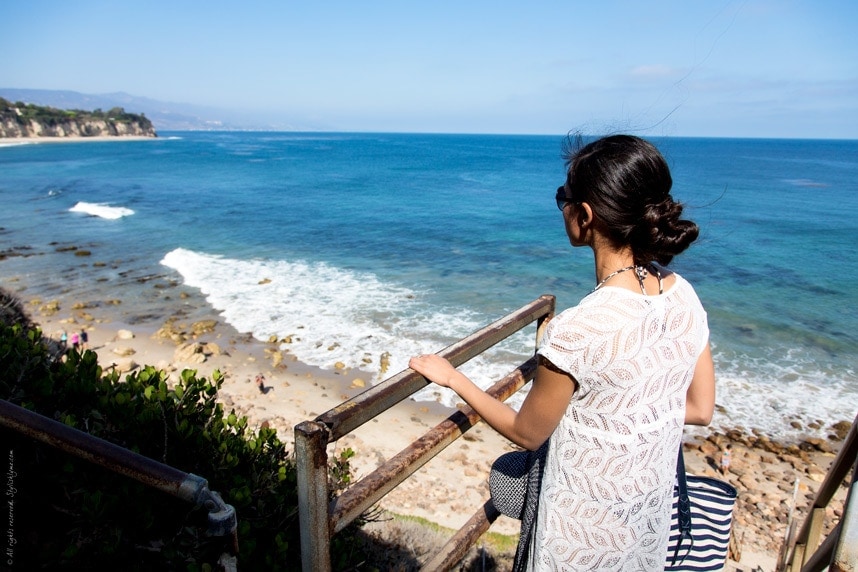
592,247,636,284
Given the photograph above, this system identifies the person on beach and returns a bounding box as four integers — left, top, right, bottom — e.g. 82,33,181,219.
59,330,68,351
720,443,732,475
79,329,88,351
410,134,715,571
70,331,80,352
256,374,266,393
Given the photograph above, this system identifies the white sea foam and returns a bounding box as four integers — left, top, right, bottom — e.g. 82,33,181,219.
709,351,856,440
160,247,856,439
69,201,135,220
160,248,532,408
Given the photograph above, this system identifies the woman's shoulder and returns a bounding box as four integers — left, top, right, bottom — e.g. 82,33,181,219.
548,289,637,333
664,272,705,304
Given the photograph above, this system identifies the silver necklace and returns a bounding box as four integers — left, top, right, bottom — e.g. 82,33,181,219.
593,264,663,294
593,265,638,291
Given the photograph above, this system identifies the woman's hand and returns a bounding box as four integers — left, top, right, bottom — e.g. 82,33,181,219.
408,354,458,388
409,353,574,450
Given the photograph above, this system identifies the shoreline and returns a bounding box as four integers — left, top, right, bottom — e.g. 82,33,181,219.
0,135,157,147
4,275,853,570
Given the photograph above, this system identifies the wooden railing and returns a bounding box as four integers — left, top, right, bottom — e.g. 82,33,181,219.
294,295,556,571
776,411,858,572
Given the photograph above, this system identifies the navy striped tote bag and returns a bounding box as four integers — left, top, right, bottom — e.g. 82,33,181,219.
666,447,738,571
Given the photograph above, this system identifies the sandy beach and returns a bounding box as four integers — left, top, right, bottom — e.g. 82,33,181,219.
0,135,157,147
7,276,852,571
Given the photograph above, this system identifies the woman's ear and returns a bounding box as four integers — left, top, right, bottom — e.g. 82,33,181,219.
578,202,594,227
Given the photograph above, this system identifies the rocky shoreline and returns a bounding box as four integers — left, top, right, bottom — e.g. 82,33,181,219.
683,426,851,565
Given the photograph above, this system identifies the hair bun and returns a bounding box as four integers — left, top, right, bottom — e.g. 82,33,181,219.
562,134,700,266
639,198,699,265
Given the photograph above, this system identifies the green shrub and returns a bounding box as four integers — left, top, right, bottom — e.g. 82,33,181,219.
0,322,366,570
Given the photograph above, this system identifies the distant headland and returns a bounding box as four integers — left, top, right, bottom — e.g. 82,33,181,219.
0,97,156,139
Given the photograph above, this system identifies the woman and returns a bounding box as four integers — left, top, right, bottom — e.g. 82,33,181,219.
410,134,715,570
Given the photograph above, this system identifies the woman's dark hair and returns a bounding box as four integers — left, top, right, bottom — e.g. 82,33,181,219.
562,133,699,266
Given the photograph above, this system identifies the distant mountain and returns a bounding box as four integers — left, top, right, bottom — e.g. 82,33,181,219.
0,89,318,132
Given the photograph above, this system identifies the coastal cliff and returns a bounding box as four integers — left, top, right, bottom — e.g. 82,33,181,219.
0,97,156,138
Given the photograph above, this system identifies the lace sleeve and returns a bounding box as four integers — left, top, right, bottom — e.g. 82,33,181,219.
537,295,613,396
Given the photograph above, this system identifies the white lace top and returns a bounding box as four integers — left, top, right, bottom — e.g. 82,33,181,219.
531,274,709,571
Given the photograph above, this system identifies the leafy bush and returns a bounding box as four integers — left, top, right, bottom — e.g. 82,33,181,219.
0,287,32,330
0,320,366,570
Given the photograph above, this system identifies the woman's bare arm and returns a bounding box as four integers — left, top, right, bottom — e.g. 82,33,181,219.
685,342,715,425
408,354,575,450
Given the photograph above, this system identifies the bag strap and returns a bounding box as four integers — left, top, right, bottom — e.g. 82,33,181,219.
512,440,548,572
670,445,694,566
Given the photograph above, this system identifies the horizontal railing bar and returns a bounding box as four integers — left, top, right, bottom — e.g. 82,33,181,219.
0,398,237,546
421,500,501,571
0,398,196,501
317,295,554,441
330,356,537,533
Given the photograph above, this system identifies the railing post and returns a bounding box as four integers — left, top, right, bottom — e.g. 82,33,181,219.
802,507,825,567
296,420,332,572
535,294,555,350
776,478,801,572
831,455,858,571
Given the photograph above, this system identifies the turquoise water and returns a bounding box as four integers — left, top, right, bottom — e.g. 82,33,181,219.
1,132,856,440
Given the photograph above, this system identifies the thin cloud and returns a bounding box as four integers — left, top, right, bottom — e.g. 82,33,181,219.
628,65,683,80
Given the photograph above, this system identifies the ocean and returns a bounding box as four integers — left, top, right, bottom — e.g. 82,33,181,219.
1,132,856,442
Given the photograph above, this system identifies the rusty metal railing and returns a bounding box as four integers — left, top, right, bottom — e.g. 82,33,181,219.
0,398,238,555
295,295,555,571
776,411,857,572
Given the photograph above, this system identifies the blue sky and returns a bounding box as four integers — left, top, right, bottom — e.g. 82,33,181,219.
2,1,856,138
